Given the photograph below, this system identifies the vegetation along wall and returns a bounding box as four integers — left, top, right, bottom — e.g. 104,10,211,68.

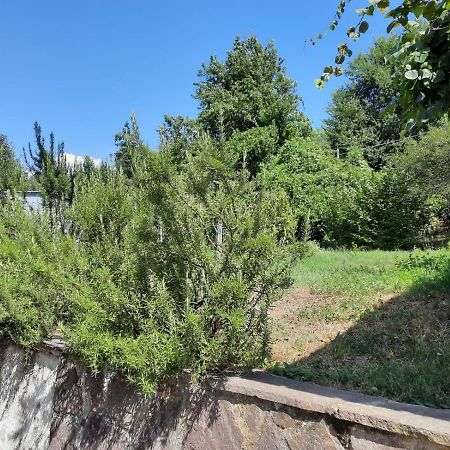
0,338,449,450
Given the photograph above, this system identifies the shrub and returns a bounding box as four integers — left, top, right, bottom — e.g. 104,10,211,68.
261,136,438,249
0,143,299,393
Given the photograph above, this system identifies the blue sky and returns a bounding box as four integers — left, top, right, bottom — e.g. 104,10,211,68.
0,1,389,162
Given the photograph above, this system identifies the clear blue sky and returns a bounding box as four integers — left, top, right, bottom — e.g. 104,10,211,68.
0,1,389,162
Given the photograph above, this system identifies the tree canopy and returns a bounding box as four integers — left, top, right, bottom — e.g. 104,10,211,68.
324,36,404,169
195,36,311,143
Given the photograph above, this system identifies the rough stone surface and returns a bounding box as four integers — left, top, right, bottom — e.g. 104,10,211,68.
221,371,450,448
350,424,450,450
0,339,448,449
0,344,59,450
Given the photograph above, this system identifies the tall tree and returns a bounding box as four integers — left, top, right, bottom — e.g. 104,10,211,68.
0,134,23,197
24,122,70,223
195,36,311,144
114,112,148,178
324,36,404,169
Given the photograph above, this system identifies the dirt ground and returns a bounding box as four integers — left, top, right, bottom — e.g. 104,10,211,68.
270,287,358,362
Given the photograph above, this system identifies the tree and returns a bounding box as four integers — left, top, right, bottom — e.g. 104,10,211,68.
393,119,450,223
195,36,311,144
23,122,70,223
158,115,203,166
0,134,23,197
114,113,149,178
324,36,405,169
317,0,450,128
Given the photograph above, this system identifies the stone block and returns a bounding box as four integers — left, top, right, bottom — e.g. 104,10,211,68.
350,424,448,450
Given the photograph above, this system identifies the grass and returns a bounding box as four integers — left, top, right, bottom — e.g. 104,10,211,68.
270,248,450,408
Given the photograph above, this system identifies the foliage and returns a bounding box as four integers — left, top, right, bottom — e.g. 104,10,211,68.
224,125,279,176
324,36,405,169
0,142,299,393
0,202,94,348
393,119,450,222
23,122,71,224
398,246,450,273
195,36,311,147
69,166,138,273
0,135,23,196
114,113,149,178
387,0,450,127
158,115,203,166
317,0,450,127
261,136,437,249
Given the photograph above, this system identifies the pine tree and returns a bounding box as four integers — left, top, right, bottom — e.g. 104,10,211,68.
24,122,70,226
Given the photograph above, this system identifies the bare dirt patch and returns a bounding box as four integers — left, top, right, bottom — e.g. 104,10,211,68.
270,287,355,362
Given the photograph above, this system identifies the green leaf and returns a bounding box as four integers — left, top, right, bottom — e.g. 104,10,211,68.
368,0,381,5
387,21,400,33
355,8,366,15
335,55,345,64
412,6,424,17
359,21,369,33
405,69,419,80
366,5,375,15
420,68,432,79
416,52,428,64
314,79,325,89
377,0,390,13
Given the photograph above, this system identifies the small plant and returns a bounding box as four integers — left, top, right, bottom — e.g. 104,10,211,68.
398,248,450,273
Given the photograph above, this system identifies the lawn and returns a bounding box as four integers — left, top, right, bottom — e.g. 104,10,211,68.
269,248,450,408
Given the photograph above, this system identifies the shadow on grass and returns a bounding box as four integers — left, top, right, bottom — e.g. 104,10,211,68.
271,262,450,408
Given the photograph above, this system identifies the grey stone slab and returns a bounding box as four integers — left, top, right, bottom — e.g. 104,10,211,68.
218,371,450,447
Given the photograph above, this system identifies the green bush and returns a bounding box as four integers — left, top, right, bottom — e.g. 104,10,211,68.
0,144,299,393
261,136,438,249
0,202,95,347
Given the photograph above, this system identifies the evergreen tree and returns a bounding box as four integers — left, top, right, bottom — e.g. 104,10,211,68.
24,122,70,224
0,134,23,198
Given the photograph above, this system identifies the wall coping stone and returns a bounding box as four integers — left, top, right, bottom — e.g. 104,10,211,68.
216,371,450,447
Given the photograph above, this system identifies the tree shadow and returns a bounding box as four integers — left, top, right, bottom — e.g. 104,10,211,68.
271,262,450,408
49,360,222,450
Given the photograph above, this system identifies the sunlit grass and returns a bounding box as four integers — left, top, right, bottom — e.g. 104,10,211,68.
271,248,450,408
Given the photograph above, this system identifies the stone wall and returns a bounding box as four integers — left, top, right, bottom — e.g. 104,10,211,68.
0,339,449,450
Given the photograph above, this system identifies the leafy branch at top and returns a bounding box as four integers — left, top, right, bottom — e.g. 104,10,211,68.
314,0,450,127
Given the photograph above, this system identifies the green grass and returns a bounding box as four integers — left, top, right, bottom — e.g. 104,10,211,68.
271,248,450,408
